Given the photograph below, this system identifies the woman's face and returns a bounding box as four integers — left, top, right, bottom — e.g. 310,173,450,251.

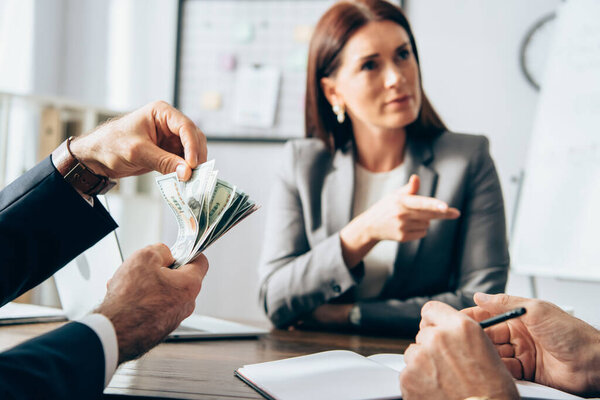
321,20,422,133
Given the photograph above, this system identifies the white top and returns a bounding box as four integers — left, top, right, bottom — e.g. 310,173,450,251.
352,162,406,299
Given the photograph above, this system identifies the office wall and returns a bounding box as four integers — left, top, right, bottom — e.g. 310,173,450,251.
4,0,597,326
0,0,35,93
407,0,599,327
22,0,177,110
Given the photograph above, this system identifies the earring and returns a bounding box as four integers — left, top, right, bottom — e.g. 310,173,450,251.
332,104,345,124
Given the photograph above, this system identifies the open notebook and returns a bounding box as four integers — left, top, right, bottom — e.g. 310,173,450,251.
235,350,583,400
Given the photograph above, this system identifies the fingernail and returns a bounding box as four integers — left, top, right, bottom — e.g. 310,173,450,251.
437,203,448,211
176,163,187,180
475,292,490,303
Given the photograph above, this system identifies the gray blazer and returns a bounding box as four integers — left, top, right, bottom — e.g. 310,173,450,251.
259,132,509,335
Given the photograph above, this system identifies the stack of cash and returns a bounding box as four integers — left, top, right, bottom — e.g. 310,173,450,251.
156,160,259,268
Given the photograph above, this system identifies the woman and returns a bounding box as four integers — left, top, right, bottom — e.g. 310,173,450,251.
259,0,508,336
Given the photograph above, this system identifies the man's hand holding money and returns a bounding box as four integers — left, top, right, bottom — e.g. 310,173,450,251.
54,101,210,365
69,100,207,181
96,244,209,364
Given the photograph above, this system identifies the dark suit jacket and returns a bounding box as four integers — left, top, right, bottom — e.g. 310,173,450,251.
259,133,509,335
0,157,117,399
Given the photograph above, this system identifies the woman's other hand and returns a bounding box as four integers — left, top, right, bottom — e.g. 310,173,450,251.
340,175,460,268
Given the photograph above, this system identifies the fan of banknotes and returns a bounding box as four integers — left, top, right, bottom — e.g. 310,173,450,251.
156,160,259,268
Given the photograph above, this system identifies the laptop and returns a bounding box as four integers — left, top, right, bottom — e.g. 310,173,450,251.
54,196,268,340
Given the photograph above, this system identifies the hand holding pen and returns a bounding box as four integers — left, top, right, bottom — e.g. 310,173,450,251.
400,300,521,400
478,306,526,329
463,293,600,397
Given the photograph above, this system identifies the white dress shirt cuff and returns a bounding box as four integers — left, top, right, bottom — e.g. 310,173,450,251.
78,313,119,387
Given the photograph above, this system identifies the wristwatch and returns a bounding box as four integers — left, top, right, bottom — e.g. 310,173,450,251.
348,304,362,327
52,136,116,196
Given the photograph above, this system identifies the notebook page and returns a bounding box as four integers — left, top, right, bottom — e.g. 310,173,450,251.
237,350,402,400
367,354,406,372
367,354,583,400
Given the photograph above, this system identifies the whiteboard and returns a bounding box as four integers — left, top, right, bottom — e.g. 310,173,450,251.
511,0,600,281
175,0,336,139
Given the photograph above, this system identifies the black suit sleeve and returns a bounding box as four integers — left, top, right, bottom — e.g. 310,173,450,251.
0,156,118,306
0,321,105,400
0,156,119,399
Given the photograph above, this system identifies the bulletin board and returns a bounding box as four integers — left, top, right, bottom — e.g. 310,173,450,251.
173,0,402,142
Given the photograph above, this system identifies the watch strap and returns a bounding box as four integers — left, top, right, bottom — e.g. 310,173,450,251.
52,137,116,196
348,304,362,327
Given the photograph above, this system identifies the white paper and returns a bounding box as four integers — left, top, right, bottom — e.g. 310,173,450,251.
237,350,402,400
367,353,583,400
367,353,406,372
238,351,584,400
0,302,65,321
232,65,280,128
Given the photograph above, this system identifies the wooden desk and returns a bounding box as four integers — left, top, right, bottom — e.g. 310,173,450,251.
0,322,412,399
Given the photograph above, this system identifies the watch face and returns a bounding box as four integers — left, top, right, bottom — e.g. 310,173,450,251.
520,12,557,91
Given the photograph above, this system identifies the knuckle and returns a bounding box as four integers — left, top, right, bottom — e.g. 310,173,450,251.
126,139,145,159
153,100,170,109
399,370,411,388
148,252,163,265
199,257,209,274
429,329,443,343
142,244,158,256
458,317,475,332
421,301,433,314
157,155,176,173
498,293,511,307
147,243,171,264
186,280,202,298
180,301,195,318
534,299,560,318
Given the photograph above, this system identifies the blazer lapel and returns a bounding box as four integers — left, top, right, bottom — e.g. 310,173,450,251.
394,137,438,273
323,142,355,236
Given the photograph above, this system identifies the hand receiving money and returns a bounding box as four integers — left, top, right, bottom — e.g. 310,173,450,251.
156,160,258,268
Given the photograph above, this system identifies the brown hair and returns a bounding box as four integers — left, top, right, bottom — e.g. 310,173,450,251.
305,0,447,151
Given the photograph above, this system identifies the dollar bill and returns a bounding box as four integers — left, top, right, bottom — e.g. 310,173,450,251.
186,179,237,264
182,159,215,222
156,173,199,266
156,160,259,268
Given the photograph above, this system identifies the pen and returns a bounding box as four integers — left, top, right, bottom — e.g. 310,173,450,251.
479,307,526,329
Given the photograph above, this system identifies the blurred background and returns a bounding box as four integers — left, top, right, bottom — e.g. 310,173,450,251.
0,0,598,327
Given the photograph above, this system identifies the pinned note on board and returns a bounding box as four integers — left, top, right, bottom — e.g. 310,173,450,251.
289,47,309,71
218,53,237,71
232,65,281,128
233,22,255,43
293,24,314,43
201,91,223,110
